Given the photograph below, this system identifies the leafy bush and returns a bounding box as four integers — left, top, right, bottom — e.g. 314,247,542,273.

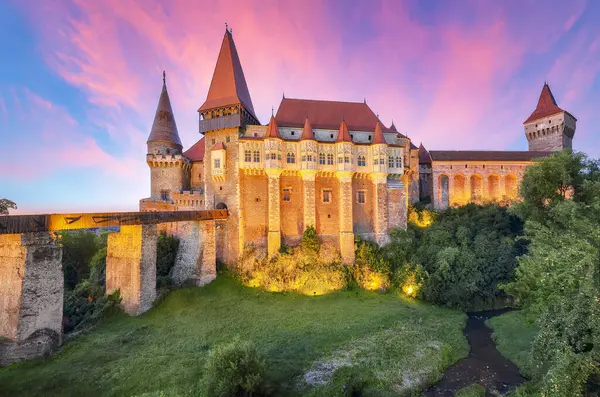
414,204,524,310
63,282,122,333
203,339,268,397
301,226,321,254
156,233,180,289
351,239,391,291
60,230,106,289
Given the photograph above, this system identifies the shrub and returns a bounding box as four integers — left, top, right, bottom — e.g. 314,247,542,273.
301,226,321,254
352,239,391,291
63,282,122,333
60,230,105,289
203,339,268,397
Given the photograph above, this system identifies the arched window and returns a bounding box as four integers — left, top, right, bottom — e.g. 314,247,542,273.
287,152,296,163
244,150,251,162
253,150,260,162
319,153,326,164
327,153,334,165
358,154,366,167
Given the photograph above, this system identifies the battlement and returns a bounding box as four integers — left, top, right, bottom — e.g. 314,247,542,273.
146,153,191,168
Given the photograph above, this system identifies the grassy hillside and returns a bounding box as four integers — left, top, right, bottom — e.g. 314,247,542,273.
0,276,467,396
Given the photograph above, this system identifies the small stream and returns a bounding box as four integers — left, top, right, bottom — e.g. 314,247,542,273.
423,309,524,396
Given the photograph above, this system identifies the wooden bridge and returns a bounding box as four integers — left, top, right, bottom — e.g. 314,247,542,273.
0,210,228,366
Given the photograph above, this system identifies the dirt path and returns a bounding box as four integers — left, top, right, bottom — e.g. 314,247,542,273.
423,309,524,396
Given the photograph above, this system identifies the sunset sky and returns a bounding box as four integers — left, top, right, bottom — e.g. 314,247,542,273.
1,0,599,214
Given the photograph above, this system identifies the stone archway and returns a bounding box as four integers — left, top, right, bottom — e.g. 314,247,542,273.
215,202,228,210
470,175,483,202
505,175,518,200
488,175,500,201
453,174,467,206
439,175,449,208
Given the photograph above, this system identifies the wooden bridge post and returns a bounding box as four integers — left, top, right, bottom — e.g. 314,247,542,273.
0,232,63,366
106,225,157,315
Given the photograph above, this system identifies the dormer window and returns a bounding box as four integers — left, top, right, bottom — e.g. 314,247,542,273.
291,131,295,136
330,133,334,139
368,136,372,141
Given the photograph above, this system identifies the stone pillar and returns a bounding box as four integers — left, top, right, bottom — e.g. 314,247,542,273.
370,172,390,245
448,175,455,207
499,176,507,200
337,171,355,263
432,173,441,210
168,220,217,286
266,169,282,257
300,170,317,230
464,173,472,203
387,179,407,231
106,225,157,316
0,232,63,366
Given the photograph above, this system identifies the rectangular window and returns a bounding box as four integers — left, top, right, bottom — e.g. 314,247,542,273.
357,191,366,204
323,189,331,203
388,156,394,168
338,156,343,164
327,154,334,165
245,150,251,162
344,156,350,163
214,159,221,168
283,188,291,202
226,136,230,143
160,190,169,201
253,151,260,162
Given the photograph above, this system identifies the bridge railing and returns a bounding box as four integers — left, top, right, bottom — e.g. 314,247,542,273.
0,210,229,234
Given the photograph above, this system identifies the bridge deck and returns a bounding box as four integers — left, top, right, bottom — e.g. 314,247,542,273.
0,210,229,234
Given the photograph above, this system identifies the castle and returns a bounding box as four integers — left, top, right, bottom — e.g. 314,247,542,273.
140,28,576,265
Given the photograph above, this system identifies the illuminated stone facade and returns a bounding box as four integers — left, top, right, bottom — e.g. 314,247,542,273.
140,29,576,263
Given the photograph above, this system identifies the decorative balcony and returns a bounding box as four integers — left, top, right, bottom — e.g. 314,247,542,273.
199,114,241,133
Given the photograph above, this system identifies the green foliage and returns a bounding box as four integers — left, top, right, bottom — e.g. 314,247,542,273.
156,233,180,289
63,282,122,333
60,230,106,289
203,338,268,397
0,198,17,215
502,151,600,396
414,204,524,309
301,226,321,254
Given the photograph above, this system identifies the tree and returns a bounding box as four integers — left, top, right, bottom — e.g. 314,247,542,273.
0,198,17,215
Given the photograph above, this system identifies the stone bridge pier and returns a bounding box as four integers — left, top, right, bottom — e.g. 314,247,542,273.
0,210,225,366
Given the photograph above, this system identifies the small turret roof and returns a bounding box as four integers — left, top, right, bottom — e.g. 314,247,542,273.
336,120,352,143
300,117,316,141
418,143,432,164
264,115,282,139
372,121,386,144
147,72,182,147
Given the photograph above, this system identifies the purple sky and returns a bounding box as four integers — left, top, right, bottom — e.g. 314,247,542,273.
0,0,599,214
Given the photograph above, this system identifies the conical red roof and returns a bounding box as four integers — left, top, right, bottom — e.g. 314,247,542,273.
300,117,316,141
372,121,386,144
198,30,257,119
147,72,182,147
523,83,564,124
336,120,352,143
265,116,282,139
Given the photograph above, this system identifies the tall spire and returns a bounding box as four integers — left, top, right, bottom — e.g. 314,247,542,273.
300,117,316,141
524,82,564,124
336,120,352,143
147,71,182,147
372,121,386,144
265,115,282,139
198,29,257,120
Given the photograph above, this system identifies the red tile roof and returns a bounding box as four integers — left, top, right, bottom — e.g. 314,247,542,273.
336,120,352,143
198,30,257,120
372,121,386,144
275,98,392,132
211,142,226,151
523,83,564,124
418,143,432,164
429,150,551,162
301,117,316,141
265,115,282,139
183,137,205,161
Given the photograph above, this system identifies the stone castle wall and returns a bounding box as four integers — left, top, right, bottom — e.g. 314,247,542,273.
524,112,576,151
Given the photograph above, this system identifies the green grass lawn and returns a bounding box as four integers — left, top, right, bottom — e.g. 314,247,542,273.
488,311,538,379
0,276,467,397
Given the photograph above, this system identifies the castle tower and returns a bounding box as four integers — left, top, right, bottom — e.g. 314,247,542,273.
524,83,577,152
146,72,190,201
299,117,317,232
370,121,389,245
264,116,283,257
335,120,355,263
197,28,258,264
